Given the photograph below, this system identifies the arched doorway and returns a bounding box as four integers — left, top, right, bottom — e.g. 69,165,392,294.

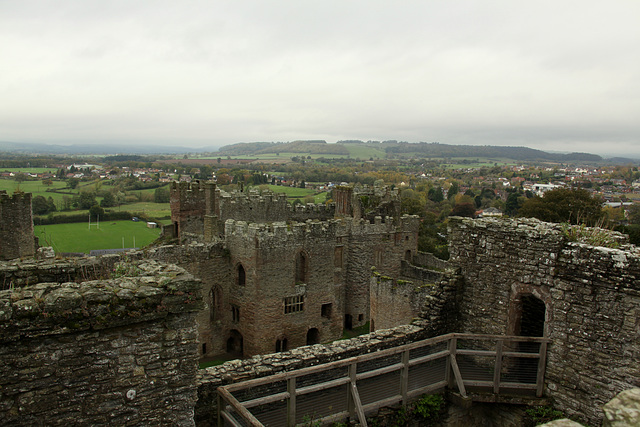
344,314,353,330
405,250,412,261
515,294,546,382
306,328,320,345
518,295,546,337
226,330,243,357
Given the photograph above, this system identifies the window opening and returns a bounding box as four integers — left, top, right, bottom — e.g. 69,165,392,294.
284,295,304,314
275,338,288,353
237,264,246,286
321,303,332,319
231,305,240,323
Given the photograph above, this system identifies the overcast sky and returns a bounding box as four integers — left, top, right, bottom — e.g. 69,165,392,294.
1,1,639,157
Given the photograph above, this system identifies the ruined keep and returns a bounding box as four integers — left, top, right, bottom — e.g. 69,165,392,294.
166,181,419,357
0,190,36,260
0,259,203,426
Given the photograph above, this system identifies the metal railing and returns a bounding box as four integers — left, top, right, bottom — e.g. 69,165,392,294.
217,333,550,427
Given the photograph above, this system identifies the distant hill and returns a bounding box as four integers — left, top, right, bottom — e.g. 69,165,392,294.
217,140,348,156
385,142,603,162
217,140,604,162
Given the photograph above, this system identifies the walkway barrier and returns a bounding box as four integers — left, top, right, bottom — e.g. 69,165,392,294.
217,333,550,426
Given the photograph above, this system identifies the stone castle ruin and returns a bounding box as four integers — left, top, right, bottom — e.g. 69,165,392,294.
164,181,420,357
0,185,639,425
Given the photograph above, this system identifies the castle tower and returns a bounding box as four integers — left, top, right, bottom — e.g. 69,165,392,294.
333,186,353,217
0,191,36,260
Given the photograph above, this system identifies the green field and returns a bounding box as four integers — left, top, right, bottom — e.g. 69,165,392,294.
0,179,70,204
35,220,162,254
0,167,58,174
260,185,328,203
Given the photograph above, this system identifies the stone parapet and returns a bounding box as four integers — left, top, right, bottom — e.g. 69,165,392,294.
0,260,203,426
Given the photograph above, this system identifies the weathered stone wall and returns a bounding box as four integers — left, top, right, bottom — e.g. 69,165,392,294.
0,260,203,426
145,243,232,358
448,217,640,426
370,275,428,331
218,190,335,225
412,251,450,271
0,191,35,261
370,269,462,335
0,254,128,291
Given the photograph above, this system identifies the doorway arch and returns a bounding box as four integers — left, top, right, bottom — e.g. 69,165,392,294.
306,328,320,345
226,329,243,357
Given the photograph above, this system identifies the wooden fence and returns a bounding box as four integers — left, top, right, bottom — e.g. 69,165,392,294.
217,333,550,426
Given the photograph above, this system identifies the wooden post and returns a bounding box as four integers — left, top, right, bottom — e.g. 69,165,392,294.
401,349,410,405
448,337,466,397
348,363,356,420
446,337,456,389
536,341,548,397
493,339,503,394
287,377,296,427
217,392,222,427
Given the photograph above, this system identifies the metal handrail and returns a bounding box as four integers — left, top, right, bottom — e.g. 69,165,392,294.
217,333,550,426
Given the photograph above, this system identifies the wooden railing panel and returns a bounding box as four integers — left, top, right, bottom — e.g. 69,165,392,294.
216,334,550,426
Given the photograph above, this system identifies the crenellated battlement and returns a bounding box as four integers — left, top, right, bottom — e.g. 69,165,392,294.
222,215,420,244
218,188,335,224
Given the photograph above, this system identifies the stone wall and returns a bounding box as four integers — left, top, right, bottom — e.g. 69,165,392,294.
0,191,35,261
0,254,126,291
0,260,203,426
370,269,462,335
412,251,450,271
448,217,640,426
218,190,335,225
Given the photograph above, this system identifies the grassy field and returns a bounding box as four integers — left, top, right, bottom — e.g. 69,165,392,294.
0,179,71,203
35,220,162,254
120,202,171,219
343,145,386,159
0,167,58,174
260,185,328,203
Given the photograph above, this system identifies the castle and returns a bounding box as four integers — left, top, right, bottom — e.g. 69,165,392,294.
165,181,420,357
1,187,639,425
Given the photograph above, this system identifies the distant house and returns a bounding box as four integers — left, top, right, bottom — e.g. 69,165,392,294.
479,207,503,218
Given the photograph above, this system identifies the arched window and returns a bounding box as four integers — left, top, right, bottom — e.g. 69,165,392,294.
295,251,308,284
404,250,412,261
275,337,288,353
237,264,246,286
